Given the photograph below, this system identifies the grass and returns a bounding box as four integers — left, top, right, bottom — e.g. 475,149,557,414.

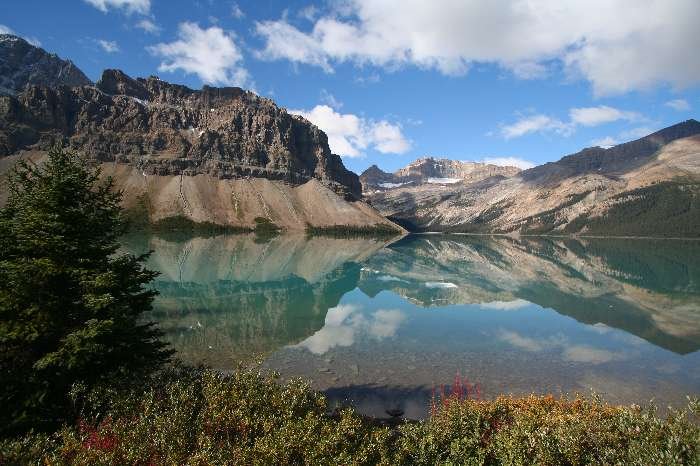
2,366,698,465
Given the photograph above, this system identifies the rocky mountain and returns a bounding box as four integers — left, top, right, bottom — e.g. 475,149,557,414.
360,157,520,192
0,37,399,231
0,34,91,95
368,121,700,237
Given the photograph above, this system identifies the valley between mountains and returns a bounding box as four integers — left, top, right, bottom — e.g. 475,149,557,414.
1,33,698,237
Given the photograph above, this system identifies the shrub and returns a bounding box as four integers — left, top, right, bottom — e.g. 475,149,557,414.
2,368,698,465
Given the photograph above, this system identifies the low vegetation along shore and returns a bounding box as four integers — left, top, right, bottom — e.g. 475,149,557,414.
1,149,699,465
3,367,700,465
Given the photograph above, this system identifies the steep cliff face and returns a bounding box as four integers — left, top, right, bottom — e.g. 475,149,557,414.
0,34,91,95
0,69,361,200
360,157,520,192
368,121,700,237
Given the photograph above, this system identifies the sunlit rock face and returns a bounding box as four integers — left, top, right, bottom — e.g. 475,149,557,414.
0,62,360,199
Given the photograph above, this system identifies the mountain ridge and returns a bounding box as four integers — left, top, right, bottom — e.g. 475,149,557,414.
367,120,700,237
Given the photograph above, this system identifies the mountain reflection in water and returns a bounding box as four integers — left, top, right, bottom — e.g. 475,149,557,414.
121,233,700,418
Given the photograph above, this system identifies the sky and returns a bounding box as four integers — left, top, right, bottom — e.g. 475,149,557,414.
2,0,699,174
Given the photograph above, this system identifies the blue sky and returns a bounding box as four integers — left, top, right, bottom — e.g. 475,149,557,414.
3,0,699,174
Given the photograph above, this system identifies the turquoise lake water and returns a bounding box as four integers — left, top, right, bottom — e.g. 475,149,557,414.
121,233,700,418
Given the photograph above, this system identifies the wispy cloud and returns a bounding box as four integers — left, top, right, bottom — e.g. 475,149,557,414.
591,136,618,148
501,105,643,140
231,3,245,19
592,125,660,148
135,18,160,34
497,329,627,364
97,39,120,53
500,114,571,139
665,99,691,111
319,89,343,109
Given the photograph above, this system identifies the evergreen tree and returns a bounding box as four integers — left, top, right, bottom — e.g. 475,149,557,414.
0,148,171,436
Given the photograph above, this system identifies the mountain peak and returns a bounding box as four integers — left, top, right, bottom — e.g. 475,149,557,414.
0,34,91,95
360,157,520,192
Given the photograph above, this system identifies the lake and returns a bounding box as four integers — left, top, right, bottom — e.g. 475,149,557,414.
121,233,700,419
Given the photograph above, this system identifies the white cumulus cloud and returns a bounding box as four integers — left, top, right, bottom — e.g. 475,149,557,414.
84,0,150,14
290,104,411,157
255,20,332,72
148,22,252,88
255,0,700,96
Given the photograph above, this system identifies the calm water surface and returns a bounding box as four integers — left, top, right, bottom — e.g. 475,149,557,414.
121,233,700,418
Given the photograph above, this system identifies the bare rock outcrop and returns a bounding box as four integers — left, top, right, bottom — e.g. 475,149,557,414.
0,68,361,200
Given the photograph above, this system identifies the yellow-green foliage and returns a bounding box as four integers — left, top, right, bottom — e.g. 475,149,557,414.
2,368,699,465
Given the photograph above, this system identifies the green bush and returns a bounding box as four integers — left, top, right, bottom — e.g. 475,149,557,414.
150,215,252,235
306,224,402,238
